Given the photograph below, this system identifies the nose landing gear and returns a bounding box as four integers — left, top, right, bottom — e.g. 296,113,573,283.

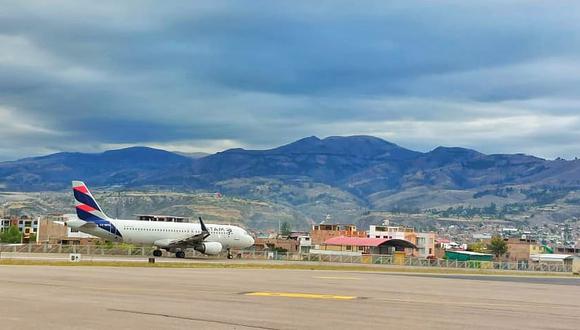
227,248,233,259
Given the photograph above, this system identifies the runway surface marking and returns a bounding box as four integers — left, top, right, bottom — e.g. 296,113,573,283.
313,276,361,280
245,292,357,300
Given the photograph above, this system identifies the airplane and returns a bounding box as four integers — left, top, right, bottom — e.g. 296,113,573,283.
66,181,255,259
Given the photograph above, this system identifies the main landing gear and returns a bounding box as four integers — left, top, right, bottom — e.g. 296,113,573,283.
176,251,186,259
153,249,163,257
227,248,233,259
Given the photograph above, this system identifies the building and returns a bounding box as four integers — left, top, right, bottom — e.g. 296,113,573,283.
2,214,100,245
254,237,299,252
369,225,435,258
445,250,494,262
501,228,519,237
253,232,311,253
368,225,415,240
530,254,574,267
317,236,417,255
415,232,436,258
310,224,367,245
436,238,467,251
0,215,39,243
505,238,546,261
435,238,452,250
434,238,468,259
555,246,580,256
288,232,312,253
0,218,10,231
36,214,99,245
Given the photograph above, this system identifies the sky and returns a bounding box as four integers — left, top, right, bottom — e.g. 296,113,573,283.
1,1,580,161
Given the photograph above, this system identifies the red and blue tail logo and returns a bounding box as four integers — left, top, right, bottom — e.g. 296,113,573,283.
73,181,122,238
73,181,109,222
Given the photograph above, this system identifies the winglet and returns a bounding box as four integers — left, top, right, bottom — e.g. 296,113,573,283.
199,217,210,239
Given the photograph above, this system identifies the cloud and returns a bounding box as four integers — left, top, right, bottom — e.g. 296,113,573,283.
311,102,580,159
1,1,580,160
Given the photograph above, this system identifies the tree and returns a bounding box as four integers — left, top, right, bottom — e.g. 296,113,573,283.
467,241,487,253
280,221,292,236
0,225,22,243
488,235,508,259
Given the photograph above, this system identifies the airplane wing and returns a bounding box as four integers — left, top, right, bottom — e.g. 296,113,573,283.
154,217,210,249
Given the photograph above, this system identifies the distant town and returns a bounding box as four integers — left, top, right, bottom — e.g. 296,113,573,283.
2,208,578,270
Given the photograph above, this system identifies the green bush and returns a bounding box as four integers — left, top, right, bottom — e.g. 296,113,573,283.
0,225,22,243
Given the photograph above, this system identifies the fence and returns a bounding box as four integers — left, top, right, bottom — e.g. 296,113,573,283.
0,244,573,273
234,250,573,273
0,243,155,256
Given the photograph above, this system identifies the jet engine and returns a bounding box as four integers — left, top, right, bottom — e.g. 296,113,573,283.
194,242,223,255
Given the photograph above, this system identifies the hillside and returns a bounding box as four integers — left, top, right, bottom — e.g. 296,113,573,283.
2,135,580,228
0,191,311,231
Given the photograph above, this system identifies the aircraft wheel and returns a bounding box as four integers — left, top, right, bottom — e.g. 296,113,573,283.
176,251,186,259
153,249,163,257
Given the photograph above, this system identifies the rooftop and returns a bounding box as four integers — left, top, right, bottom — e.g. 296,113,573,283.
446,250,494,257
530,254,574,261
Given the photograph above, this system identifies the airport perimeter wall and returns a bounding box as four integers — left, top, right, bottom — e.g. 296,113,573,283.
0,244,573,273
236,250,574,273
0,243,155,257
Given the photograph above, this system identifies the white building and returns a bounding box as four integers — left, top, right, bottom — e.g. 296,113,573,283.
0,218,10,231
368,225,435,258
0,216,39,236
416,232,435,258
297,235,311,253
368,225,410,239
530,254,573,264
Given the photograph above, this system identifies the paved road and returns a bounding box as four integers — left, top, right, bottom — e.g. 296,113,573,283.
0,266,578,330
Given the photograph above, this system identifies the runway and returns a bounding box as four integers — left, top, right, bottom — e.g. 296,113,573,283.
0,266,578,330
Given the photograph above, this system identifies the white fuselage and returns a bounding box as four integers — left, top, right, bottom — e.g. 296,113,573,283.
71,218,255,250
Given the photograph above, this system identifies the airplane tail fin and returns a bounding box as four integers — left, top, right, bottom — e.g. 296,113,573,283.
199,217,210,240
72,181,111,222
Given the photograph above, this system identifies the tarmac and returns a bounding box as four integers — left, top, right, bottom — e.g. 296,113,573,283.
0,265,579,330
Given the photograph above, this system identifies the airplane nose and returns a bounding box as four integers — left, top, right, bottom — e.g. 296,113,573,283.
247,235,255,246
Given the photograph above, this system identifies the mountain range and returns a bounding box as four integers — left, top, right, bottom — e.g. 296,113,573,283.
2,135,580,225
